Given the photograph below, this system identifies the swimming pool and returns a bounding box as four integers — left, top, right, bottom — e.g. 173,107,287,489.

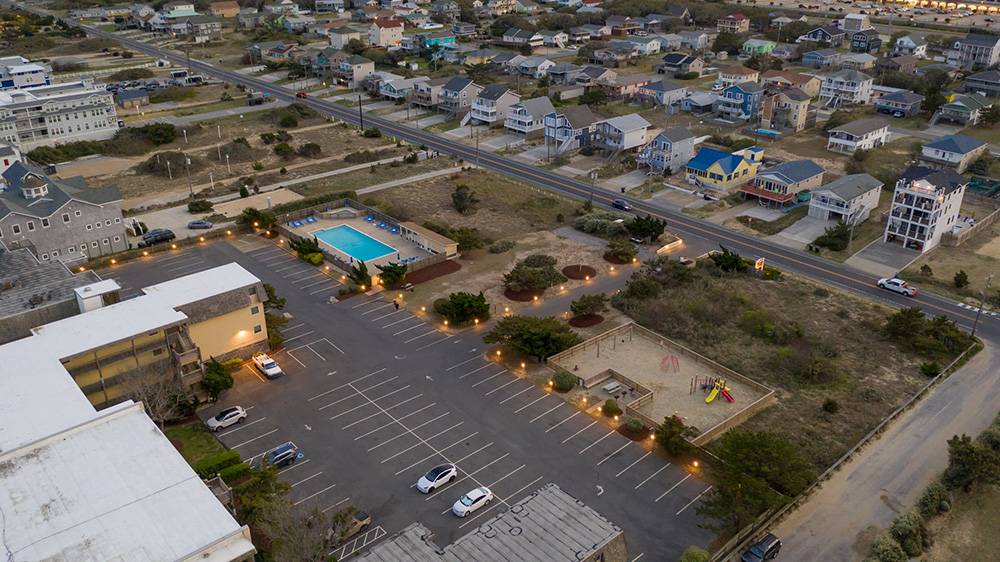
313,225,396,262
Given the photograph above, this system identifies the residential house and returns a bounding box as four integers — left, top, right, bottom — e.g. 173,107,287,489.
761,88,812,133
808,173,883,222
518,57,555,78
70,7,107,18
264,0,299,14
438,76,481,116
589,46,634,68
945,33,1000,70
300,47,344,77
515,0,538,13
283,14,317,33
638,127,696,173
884,166,968,252
0,162,127,262
442,43,475,63
657,53,704,77
678,30,709,50
114,89,149,109
505,96,555,138
452,22,476,36
209,1,240,18
380,75,430,100
250,39,298,61
237,9,265,27
470,84,519,125
548,63,583,85
800,25,846,46
876,54,917,75
682,91,720,115
741,159,825,206
717,65,759,88
919,134,989,174
463,48,500,65
839,52,877,71
760,69,820,97
590,114,651,154
417,31,456,53
635,80,689,106
502,28,543,48
820,69,873,107
850,29,881,53
597,74,652,98
488,0,516,16
411,76,450,109
962,70,1000,98
770,44,800,62
163,1,196,11
575,65,617,86
580,24,612,40
491,53,524,72
538,30,568,48
544,105,597,152
826,117,889,153
930,93,993,126
715,81,765,122
802,48,839,69
742,39,776,56
334,54,375,87
637,13,672,32
607,15,640,36
329,26,365,49
684,146,764,191
315,0,345,12
717,13,750,34
667,6,690,21
184,15,223,41
655,33,683,51
842,13,872,32
893,35,927,58
875,90,924,117
369,20,404,47
771,15,806,28
309,20,350,37
568,27,590,43
624,36,662,56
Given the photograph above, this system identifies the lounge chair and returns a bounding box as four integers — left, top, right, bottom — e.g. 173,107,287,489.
310,216,318,223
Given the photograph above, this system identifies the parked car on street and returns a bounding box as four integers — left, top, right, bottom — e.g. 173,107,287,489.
206,406,247,432
416,463,457,493
877,277,916,296
139,228,175,247
188,219,213,229
452,486,493,517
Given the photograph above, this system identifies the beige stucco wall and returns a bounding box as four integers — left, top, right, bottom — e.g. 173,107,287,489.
187,296,267,360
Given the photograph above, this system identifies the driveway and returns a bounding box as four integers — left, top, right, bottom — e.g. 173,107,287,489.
847,240,922,278
767,215,835,248
513,143,549,164
480,133,522,151
598,169,646,193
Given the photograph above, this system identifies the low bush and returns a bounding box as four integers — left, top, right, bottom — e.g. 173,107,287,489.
552,371,576,392
279,114,298,128
433,298,450,316
888,509,925,557
273,142,295,160
626,418,643,432
870,533,906,562
523,254,557,268
573,211,628,237
136,151,205,177
219,462,251,484
363,127,382,138
298,142,322,158
678,546,710,562
822,398,839,414
579,145,595,156
193,450,241,479
259,132,276,144
344,149,384,164
920,361,941,377
916,481,950,518
489,240,516,253
602,399,621,416
220,358,243,371
239,185,250,198
188,200,213,214
437,292,490,324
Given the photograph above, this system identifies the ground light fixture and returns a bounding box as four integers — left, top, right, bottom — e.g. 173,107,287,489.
226,230,231,235
610,266,615,271
650,433,655,440
597,406,602,413
200,237,205,242
693,461,699,468
443,320,448,326
421,306,426,312
110,259,116,264
585,275,590,280
474,319,479,324
143,251,148,256
79,267,85,272
582,397,587,404
171,244,176,249
521,363,526,369
496,350,501,357
533,296,538,301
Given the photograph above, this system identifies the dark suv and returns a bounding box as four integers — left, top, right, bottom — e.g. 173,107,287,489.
253,443,299,468
140,228,176,247
742,533,781,562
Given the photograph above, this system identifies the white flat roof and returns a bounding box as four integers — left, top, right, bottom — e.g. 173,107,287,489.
74,278,122,298
0,402,255,562
142,262,260,307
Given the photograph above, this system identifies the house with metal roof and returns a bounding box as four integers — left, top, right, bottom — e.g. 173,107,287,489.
892,35,927,58
639,127,696,173
657,53,704,76
544,105,597,152
684,146,764,191
962,70,1000,98
875,90,924,117
742,159,825,206
826,117,889,153
838,52,877,72
742,38,776,55
590,114,651,154
919,134,989,174
808,173,883,222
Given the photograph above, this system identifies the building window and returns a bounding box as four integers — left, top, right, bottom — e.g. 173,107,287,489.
249,286,257,296
86,224,93,231
41,218,49,228
62,213,70,223
41,253,48,260
103,238,109,245
27,221,35,231
52,250,59,257
96,221,102,229
153,348,164,356
68,246,75,253
113,236,121,242
75,210,82,217
106,219,112,226
251,305,260,315
91,241,98,248
254,325,262,333
114,218,121,224
11,224,20,235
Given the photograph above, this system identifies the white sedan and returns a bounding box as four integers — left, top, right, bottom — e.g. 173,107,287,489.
452,486,493,517
877,277,916,297
206,406,247,432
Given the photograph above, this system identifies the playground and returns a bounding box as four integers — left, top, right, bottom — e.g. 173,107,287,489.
549,322,773,443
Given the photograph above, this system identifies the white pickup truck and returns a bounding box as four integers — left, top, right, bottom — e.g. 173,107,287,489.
252,352,283,378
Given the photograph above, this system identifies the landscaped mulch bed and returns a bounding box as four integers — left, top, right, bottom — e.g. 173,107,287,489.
393,259,462,286
504,287,544,302
603,253,629,264
562,264,597,280
568,314,604,328
617,424,649,442
170,439,183,453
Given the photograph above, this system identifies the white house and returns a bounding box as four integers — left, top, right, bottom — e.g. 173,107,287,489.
504,96,555,138
369,19,404,47
893,35,927,58
590,114,651,153
819,69,873,107
826,117,889,154
808,173,883,222
841,13,872,32
884,166,968,253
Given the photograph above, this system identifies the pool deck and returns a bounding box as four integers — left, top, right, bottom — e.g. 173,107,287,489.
287,215,433,267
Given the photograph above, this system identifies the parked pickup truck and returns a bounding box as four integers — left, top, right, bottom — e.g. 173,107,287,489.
252,352,283,378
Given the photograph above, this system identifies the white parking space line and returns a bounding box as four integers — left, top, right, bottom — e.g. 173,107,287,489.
630,554,645,562
561,421,597,444
404,330,437,344
281,330,316,343
596,441,633,466
488,464,525,488
284,323,307,331
498,386,532,404
292,273,326,284
351,298,381,309
416,335,452,351
528,403,563,423
616,452,651,477
382,316,417,328
361,303,394,315
308,368,385,402
446,357,482,371
579,432,615,455
293,484,337,506
676,486,712,515
457,476,545,530
310,284,341,295
167,261,206,272
218,417,267,437
635,465,668,489
545,411,579,433
394,323,426,336
471,370,507,387
514,395,547,414
231,428,278,449
283,350,306,368
372,309,405,322
322,497,352,513
458,364,494,380
437,454,510,508
273,263,302,273
355,403,436,440
392,432,479,474
655,474,690,503
330,526,386,560
300,278,333,289
290,472,323,488
330,385,411,420
283,268,316,279
341,393,423,429
369,413,452,452
484,378,520,396
257,253,289,263
278,459,311,474
317,377,399,411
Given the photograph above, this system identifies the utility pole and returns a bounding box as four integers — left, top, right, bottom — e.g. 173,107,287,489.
589,170,596,205
475,128,480,169
184,45,191,73
166,159,172,180
971,274,993,340
184,156,193,199
358,94,364,130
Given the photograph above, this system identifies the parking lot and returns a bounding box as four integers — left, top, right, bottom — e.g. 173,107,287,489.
100,235,716,559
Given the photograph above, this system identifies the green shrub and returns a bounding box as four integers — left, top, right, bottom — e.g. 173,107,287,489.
920,361,941,377
279,114,298,128
489,240,516,253
363,127,382,138
345,149,383,164
916,481,949,518
188,200,214,213
298,142,322,158
954,269,969,288
304,252,323,264
822,398,840,414
239,185,250,198
273,142,295,160
573,211,628,237
437,292,489,323
602,399,621,416
259,132,276,144
552,371,576,392
678,546,710,562
579,145,595,156
870,533,905,562
193,450,241,479
219,462,251,484
220,358,243,372
523,254,557,268
606,238,638,261
433,298,450,315
888,509,925,557
276,130,292,142
626,418,643,432
288,236,322,259
252,161,264,170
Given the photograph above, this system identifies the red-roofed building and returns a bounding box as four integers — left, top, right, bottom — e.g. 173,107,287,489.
717,13,750,33
370,19,404,46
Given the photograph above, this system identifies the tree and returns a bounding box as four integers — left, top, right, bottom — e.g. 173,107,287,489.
882,306,927,339
264,283,285,310
570,293,608,316
265,313,288,347
273,142,295,160
439,292,490,323
202,357,235,401
503,260,567,292
626,214,667,241
236,207,277,231
942,433,1000,491
920,264,934,278
466,63,493,84
655,416,698,457
376,262,407,287
954,269,969,288
712,31,744,55
606,238,638,261
118,370,189,430
678,546,711,562
345,38,366,55
981,104,1000,125
256,501,333,562
579,89,608,109
709,246,750,272
298,142,322,158
234,463,290,524
482,315,581,360
452,184,479,214
288,236,322,260
349,260,372,289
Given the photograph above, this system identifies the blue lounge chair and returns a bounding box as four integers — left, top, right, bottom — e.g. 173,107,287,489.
306,216,315,224
295,220,304,227
310,216,318,223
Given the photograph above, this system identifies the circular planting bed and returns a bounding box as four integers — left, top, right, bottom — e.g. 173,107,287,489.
562,264,597,280
504,288,544,302
617,424,649,442
603,253,629,264
568,314,604,328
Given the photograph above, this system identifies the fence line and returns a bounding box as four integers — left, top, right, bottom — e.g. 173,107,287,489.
941,206,1000,247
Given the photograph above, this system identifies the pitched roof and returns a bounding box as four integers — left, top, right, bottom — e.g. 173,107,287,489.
686,147,748,175
729,80,764,94
923,134,987,155
899,165,969,195
966,70,1000,84
960,33,1000,47
597,114,650,132
806,48,838,58
719,65,757,76
817,173,883,201
853,29,879,38
515,96,556,119
829,117,889,136
901,34,926,46
442,75,474,91
345,54,373,64
877,90,923,104
478,83,514,101
667,6,689,17
719,13,749,21
812,25,844,36
947,93,992,110
555,104,597,129
757,159,825,184
656,127,696,143
642,79,686,93
827,69,873,82
0,162,122,221
780,88,811,102
761,69,816,85
374,19,404,28
660,53,697,65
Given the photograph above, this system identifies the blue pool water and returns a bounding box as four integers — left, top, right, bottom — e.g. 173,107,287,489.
313,225,396,262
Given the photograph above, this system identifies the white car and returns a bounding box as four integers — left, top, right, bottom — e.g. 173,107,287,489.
877,277,916,297
206,406,247,432
416,463,457,493
452,486,493,517
253,352,283,378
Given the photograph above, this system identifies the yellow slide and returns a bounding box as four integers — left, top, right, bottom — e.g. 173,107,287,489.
705,382,720,404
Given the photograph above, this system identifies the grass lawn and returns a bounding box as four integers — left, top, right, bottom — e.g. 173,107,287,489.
922,484,1000,562
423,119,461,134
733,204,808,235
815,189,894,263
900,218,1000,304
163,420,227,467
290,158,453,198
958,126,1000,146
682,193,745,219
